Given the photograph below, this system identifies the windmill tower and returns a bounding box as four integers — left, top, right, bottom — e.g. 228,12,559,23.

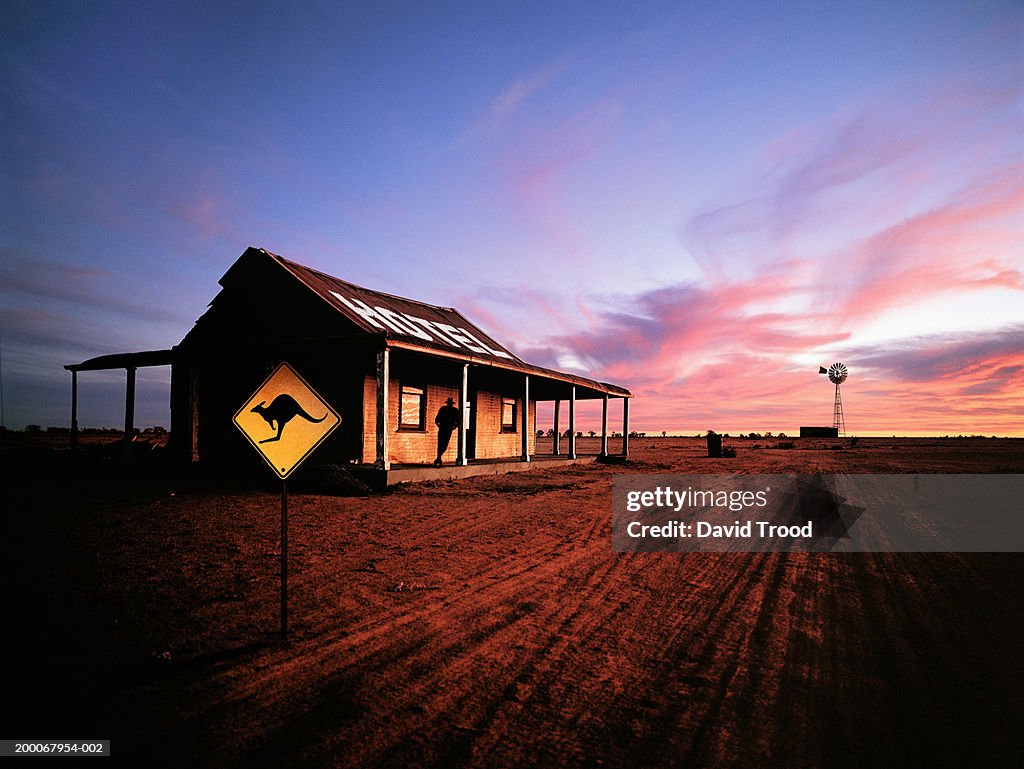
818,363,847,436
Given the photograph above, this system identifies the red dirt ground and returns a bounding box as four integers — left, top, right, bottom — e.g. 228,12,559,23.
4,437,1023,768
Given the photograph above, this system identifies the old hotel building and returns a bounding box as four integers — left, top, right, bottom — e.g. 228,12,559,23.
66,247,632,485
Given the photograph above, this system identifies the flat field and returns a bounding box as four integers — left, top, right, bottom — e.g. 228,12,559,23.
4,437,1023,768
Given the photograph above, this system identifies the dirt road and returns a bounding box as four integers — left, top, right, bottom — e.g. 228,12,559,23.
6,438,1023,767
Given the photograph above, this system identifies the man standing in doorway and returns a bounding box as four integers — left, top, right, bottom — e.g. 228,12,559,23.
434,397,460,466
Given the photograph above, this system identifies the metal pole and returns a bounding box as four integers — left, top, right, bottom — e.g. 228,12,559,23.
281,479,288,639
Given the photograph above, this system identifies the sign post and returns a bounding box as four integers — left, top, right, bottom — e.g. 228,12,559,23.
233,362,340,638
281,478,288,638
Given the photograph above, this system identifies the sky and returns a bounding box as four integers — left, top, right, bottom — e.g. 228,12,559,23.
2,0,1022,436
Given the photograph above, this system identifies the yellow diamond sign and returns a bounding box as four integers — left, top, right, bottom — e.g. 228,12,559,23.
233,362,341,479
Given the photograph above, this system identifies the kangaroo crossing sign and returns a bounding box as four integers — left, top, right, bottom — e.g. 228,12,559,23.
233,362,341,479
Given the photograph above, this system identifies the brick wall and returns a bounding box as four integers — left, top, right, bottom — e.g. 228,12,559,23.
361,373,536,464
471,390,535,459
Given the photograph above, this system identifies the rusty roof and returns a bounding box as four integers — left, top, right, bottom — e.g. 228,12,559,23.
224,248,631,397
272,252,522,365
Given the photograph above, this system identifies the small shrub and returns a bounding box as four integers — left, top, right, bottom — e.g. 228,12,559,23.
722,446,736,458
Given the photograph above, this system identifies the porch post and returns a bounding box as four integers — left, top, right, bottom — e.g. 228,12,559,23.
123,366,137,458
70,369,79,451
521,375,530,461
457,363,468,466
375,348,390,470
552,399,561,456
568,386,576,459
622,397,630,457
600,393,609,457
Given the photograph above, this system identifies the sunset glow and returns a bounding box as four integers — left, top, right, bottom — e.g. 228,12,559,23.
2,1,1021,435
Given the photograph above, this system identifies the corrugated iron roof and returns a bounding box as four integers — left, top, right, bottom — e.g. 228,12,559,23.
257,248,631,398
272,252,522,364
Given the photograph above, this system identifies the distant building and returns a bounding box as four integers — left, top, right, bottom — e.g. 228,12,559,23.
66,247,632,483
800,426,839,438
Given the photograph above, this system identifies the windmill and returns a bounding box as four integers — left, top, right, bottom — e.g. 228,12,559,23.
818,363,847,436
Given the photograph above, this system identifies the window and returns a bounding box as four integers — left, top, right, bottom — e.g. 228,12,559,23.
399,384,426,430
501,397,517,432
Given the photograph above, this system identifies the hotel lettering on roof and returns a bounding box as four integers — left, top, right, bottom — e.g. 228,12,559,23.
65,247,632,485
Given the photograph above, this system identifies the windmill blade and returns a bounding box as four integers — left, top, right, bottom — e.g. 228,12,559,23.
828,362,848,385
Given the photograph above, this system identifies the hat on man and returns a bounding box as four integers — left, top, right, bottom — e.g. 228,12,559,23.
445,397,455,405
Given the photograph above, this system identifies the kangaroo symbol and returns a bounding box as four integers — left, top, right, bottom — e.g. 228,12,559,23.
251,394,327,443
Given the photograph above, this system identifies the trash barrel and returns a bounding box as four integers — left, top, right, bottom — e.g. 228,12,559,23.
707,433,722,458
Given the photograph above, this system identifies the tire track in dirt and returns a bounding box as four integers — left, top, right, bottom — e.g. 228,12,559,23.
69,443,1023,768
130,486,621,766
455,549,786,769
602,551,784,769
347,526,633,768
251,531,623,765
461,552,729,768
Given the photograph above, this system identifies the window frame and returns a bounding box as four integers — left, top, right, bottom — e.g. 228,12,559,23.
398,383,427,431
500,396,517,433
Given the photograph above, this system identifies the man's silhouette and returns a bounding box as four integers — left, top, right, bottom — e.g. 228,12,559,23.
434,397,460,466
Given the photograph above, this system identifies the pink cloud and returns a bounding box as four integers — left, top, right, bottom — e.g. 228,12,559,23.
467,54,579,143
515,155,1022,433
685,70,1021,281
831,164,1024,325
530,292,1024,433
